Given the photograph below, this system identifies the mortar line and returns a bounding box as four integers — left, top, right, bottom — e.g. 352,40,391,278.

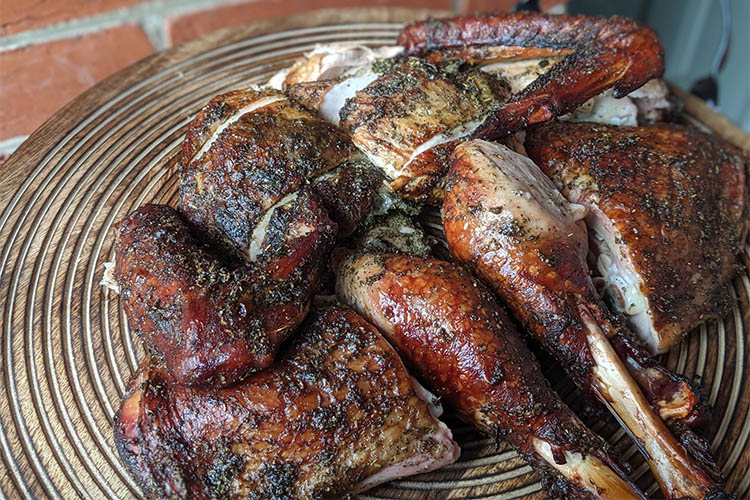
0,0,253,52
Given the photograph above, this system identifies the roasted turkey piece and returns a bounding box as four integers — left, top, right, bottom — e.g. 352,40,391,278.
287,56,511,203
115,305,459,500
113,199,335,387
337,252,643,500
399,12,665,137
442,140,726,499
526,121,750,354
284,14,665,203
280,37,710,428
476,57,674,127
180,87,382,258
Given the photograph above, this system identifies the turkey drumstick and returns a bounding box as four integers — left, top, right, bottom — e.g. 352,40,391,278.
336,252,643,500
442,140,727,499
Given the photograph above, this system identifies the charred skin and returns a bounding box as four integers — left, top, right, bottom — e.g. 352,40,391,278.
312,161,386,236
114,305,459,500
398,12,665,137
114,200,335,387
180,88,374,255
336,253,643,500
442,140,726,499
525,121,749,353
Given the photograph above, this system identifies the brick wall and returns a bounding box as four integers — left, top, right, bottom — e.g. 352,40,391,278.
0,0,565,157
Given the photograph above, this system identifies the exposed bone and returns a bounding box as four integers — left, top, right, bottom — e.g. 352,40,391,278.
532,438,644,500
580,307,713,499
443,140,725,499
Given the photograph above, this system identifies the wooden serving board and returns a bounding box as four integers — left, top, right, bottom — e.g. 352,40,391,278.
0,8,748,499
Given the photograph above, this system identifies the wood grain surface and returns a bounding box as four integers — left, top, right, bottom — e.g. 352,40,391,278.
0,8,748,500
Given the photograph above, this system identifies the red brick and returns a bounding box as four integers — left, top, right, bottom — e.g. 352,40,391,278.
462,0,566,13
0,0,148,36
0,24,155,141
167,0,455,46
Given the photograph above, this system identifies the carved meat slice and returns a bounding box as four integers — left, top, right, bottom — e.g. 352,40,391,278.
179,87,382,257
114,305,459,499
287,57,511,203
526,121,749,354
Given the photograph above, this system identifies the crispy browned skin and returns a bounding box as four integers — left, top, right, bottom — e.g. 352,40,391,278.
180,88,374,254
114,305,459,499
398,12,664,137
289,57,511,204
114,200,335,387
338,58,509,202
180,88,280,164
526,121,749,352
442,141,725,499
312,162,385,236
337,253,643,500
